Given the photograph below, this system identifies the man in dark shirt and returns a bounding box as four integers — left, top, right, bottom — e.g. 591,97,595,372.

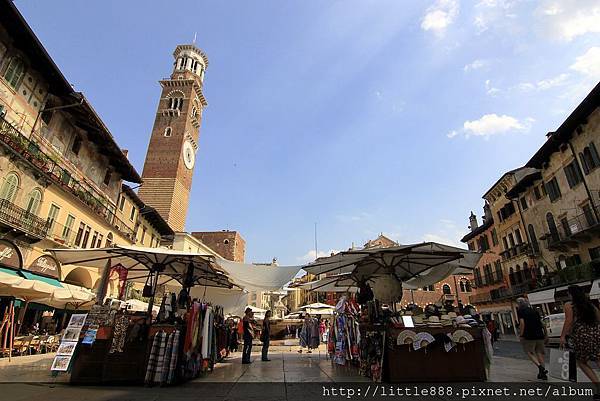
242,307,254,364
517,297,548,380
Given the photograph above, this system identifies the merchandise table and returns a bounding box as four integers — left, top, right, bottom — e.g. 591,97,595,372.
385,326,486,382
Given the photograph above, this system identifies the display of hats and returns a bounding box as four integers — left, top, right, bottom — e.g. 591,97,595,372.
413,316,425,326
427,316,442,327
413,332,435,350
440,315,453,326
451,329,474,344
397,330,417,345
448,312,457,318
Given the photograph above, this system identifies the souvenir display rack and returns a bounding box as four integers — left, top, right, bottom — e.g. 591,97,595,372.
385,326,486,382
69,298,225,385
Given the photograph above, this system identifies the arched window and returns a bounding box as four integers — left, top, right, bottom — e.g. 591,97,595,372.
164,127,172,137
515,264,523,284
0,173,19,202
528,224,540,253
4,57,25,88
459,279,471,292
25,188,42,215
105,232,113,247
168,97,183,110
547,212,559,242
509,267,516,285
442,284,451,295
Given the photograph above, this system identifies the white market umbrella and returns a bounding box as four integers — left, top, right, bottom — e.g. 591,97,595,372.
37,283,96,309
303,242,480,287
299,302,334,310
125,298,159,313
298,273,358,293
49,245,233,289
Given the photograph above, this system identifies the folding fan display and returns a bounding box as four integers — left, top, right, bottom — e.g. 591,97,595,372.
413,331,435,350
396,330,417,345
451,329,474,344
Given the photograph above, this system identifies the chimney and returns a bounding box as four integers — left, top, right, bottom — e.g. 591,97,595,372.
483,202,492,223
122,149,129,158
469,211,478,232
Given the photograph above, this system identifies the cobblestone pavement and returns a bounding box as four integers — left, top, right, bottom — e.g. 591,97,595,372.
0,341,596,400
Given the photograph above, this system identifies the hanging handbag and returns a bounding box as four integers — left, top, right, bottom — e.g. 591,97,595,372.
142,273,154,298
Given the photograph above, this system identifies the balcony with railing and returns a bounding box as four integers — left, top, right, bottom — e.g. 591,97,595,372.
535,261,600,291
0,198,50,241
0,115,136,241
543,206,600,251
500,242,534,261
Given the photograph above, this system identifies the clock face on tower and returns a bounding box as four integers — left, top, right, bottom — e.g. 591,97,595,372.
183,140,195,170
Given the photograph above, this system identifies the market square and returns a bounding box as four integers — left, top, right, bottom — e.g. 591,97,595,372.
0,0,599,400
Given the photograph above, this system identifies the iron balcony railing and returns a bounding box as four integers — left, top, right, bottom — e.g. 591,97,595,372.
500,243,533,261
0,116,135,241
535,261,600,291
544,205,600,250
0,198,50,239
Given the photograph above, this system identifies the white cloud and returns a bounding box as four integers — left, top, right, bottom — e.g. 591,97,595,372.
448,113,531,139
297,249,340,263
464,114,525,137
463,59,488,72
421,0,460,36
535,0,600,41
516,73,570,92
485,79,501,96
473,0,519,34
570,47,600,78
537,73,570,90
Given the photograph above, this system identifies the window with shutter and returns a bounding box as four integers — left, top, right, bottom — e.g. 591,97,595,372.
25,188,42,215
580,152,590,175
589,142,600,168
0,173,19,202
4,57,25,88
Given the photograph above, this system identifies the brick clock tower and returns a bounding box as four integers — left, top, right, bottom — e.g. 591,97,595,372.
138,44,208,231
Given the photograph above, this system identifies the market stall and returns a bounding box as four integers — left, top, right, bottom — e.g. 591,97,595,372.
304,242,489,383
49,246,235,385
48,245,303,385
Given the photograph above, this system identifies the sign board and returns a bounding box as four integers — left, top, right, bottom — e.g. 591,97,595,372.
28,254,61,279
0,239,22,269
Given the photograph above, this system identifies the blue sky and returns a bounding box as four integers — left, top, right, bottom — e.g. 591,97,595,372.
16,0,600,265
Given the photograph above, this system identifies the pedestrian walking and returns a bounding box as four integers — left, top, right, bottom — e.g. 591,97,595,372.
261,310,272,361
242,307,254,364
516,297,548,380
560,285,600,399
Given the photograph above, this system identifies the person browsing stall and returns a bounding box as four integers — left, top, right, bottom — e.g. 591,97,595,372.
516,297,548,380
560,285,600,399
261,310,272,361
242,307,254,364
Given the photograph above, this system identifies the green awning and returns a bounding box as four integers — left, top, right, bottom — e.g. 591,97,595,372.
20,271,63,287
0,267,20,276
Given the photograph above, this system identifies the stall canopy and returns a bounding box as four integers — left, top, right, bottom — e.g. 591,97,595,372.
527,288,556,306
216,259,303,291
48,245,233,289
299,302,335,315
189,286,249,316
303,242,480,288
297,273,358,293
